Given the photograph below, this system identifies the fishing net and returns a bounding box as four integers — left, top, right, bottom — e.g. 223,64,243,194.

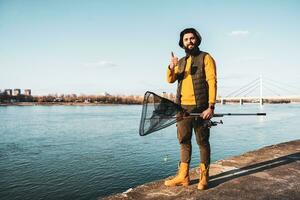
139,91,186,136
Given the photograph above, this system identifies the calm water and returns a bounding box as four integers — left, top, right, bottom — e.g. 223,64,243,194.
0,104,299,200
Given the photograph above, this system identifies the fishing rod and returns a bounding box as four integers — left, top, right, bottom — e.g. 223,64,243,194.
190,113,266,117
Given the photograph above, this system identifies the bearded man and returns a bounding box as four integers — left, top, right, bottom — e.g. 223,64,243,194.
165,28,217,190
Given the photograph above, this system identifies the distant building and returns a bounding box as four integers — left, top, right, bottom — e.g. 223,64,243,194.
13,89,21,96
161,92,175,100
5,89,12,96
24,89,31,96
162,92,168,98
84,99,91,103
53,98,63,102
168,93,175,100
102,92,111,96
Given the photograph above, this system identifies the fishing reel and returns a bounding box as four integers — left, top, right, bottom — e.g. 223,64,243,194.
203,120,223,128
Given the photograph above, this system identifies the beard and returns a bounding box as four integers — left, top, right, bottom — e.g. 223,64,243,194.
184,45,200,56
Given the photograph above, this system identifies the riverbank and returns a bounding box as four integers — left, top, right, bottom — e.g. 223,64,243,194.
102,139,300,200
1,102,300,107
0,102,140,106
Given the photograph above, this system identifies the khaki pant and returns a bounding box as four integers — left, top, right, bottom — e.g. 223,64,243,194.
177,105,211,165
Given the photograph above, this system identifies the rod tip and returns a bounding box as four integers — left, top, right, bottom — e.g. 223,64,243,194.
257,113,266,116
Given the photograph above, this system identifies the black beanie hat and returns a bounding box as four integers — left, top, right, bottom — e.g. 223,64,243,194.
179,28,202,48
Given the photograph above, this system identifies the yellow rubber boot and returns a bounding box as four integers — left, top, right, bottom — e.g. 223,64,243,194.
164,162,190,187
198,163,209,190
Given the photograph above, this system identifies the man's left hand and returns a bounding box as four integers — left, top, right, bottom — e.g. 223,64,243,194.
202,108,214,120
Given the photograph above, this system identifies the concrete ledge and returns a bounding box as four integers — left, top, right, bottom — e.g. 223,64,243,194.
102,140,300,200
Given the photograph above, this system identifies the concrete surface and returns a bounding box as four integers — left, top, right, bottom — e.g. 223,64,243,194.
101,140,300,200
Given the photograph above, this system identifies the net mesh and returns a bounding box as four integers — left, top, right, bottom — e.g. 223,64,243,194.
139,91,185,136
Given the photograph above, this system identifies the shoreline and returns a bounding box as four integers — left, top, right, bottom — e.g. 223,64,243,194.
0,102,141,106
102,139,300,200
1,102,300,106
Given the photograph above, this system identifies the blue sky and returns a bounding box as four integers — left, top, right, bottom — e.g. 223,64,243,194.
1,0,299,96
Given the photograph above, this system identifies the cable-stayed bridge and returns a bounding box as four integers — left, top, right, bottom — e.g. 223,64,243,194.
218,76,300,105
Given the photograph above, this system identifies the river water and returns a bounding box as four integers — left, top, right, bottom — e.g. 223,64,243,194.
0,104,299,200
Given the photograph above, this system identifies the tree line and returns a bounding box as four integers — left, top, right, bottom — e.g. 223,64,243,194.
0,93,144,104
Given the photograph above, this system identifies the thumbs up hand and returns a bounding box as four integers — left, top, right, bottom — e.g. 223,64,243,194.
169,51,178,70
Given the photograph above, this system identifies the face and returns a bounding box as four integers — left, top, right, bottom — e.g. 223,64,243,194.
183,33,197,50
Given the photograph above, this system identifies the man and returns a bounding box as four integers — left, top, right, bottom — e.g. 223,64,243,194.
165,28,217,190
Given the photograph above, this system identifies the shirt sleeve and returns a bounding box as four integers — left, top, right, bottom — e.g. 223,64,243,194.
166,65,179,83
204,54,217,104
